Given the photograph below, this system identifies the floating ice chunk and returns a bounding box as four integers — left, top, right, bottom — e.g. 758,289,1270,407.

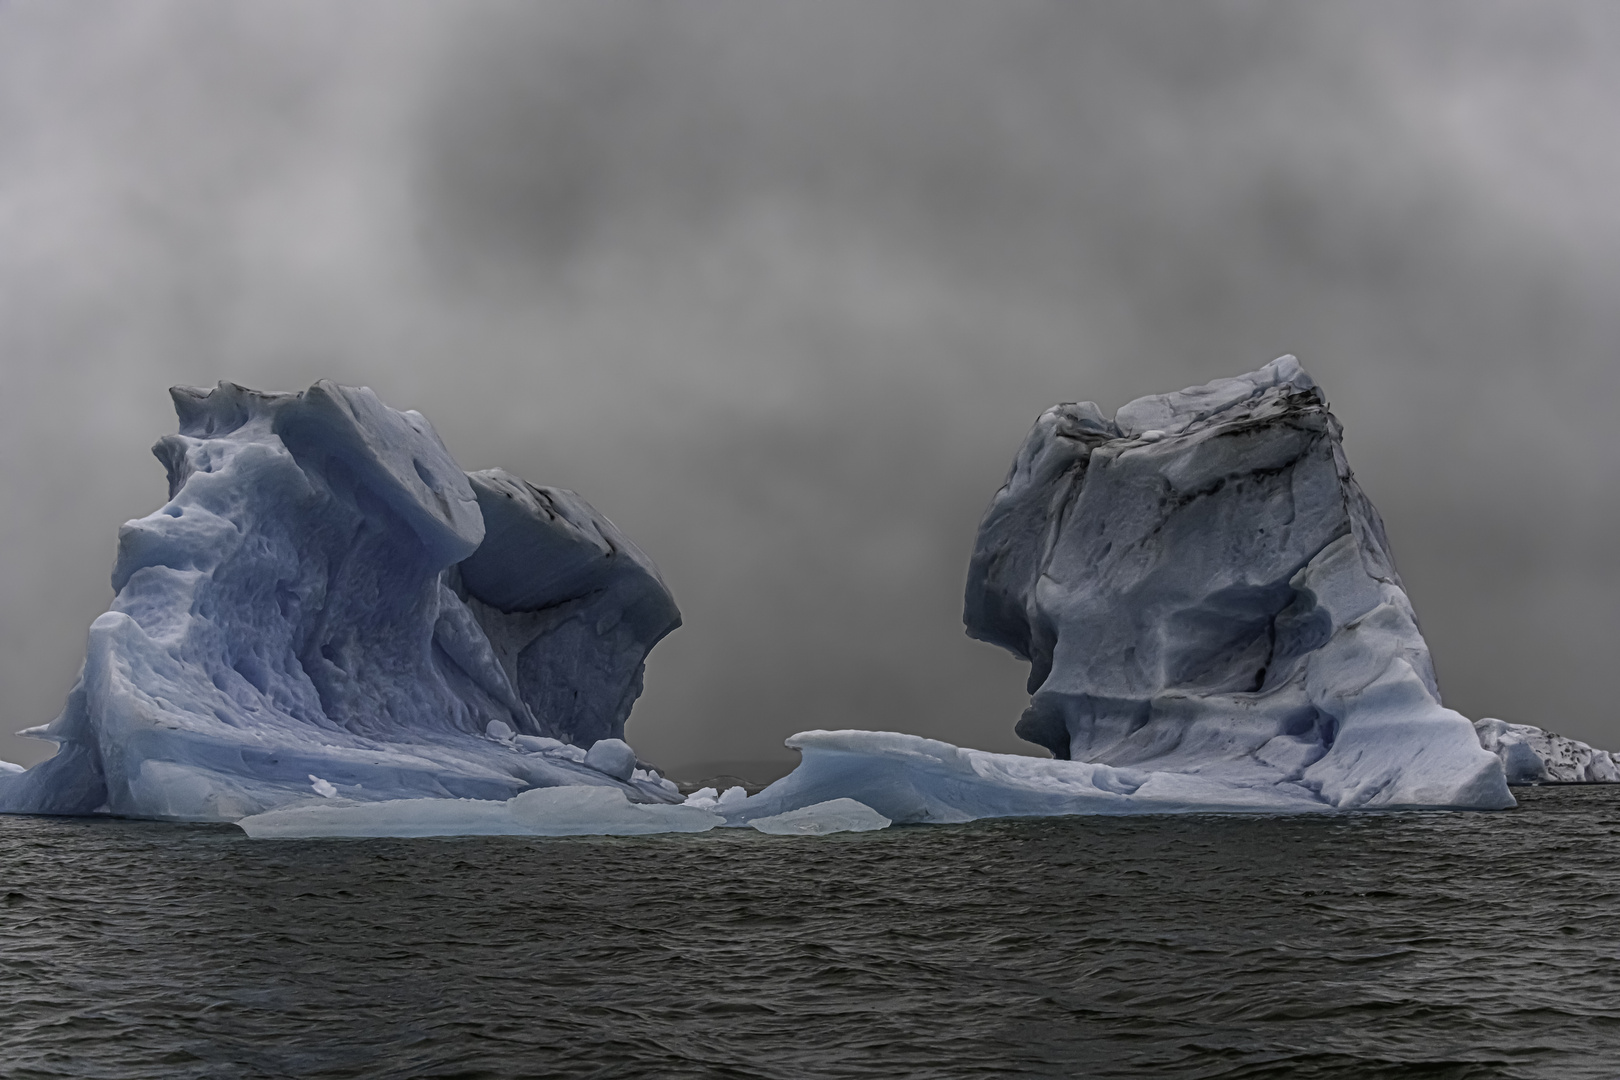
0,380,682,822
749,798,891,835
716,785,747,808
683,786,720,809
583,738,636,781
309,775,337,798
1475,719,1620,783
0,761,23,775
237,785,723,839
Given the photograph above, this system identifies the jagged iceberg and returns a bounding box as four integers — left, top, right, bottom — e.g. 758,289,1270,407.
0,381,683,822
748,797,892,835
1475,719,1620,784
730,357,1517,822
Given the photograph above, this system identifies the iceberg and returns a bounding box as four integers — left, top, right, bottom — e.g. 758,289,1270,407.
1475,719,1620,784
0,381,682,822
0,360,1574,835
732,357,1515,821
748,797,892,835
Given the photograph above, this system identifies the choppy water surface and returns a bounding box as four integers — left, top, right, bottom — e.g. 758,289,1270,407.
3,786,1618,1079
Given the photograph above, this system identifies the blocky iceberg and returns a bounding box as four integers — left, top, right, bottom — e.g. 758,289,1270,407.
0,381,682,822
1475,719,1620,784
732,357,1514,821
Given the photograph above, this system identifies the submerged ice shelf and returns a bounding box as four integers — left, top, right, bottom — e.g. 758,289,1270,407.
4,360,1608,837
1475,719,1620,784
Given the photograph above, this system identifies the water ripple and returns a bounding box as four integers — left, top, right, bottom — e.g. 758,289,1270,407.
2,787,1619,1077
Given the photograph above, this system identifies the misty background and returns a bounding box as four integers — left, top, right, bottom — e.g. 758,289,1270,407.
1,1,1616,777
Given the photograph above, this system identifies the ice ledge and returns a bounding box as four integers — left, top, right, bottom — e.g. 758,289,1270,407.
721,729,1513,827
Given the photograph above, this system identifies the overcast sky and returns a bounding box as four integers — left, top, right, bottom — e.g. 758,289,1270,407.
1,1,1617,775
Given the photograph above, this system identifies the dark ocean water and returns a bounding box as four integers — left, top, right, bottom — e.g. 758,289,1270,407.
2,786,1618,1080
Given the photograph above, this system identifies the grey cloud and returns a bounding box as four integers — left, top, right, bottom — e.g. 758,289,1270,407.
1,0,1617,776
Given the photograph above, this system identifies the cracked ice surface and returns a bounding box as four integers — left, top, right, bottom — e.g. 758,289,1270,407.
736,357,1514,820
0,381,682,822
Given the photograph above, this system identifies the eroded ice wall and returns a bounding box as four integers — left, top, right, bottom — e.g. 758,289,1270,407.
962,357,1510,810
0,381,681,821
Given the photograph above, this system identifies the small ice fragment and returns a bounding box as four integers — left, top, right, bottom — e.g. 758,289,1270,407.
1139,429,1165,442
485,719,515,743
716,785,747,808
0,760,24,775
512,735,566,754
749,798,891,836
309,774,338,798
683,786,720,809
583,738,636,781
